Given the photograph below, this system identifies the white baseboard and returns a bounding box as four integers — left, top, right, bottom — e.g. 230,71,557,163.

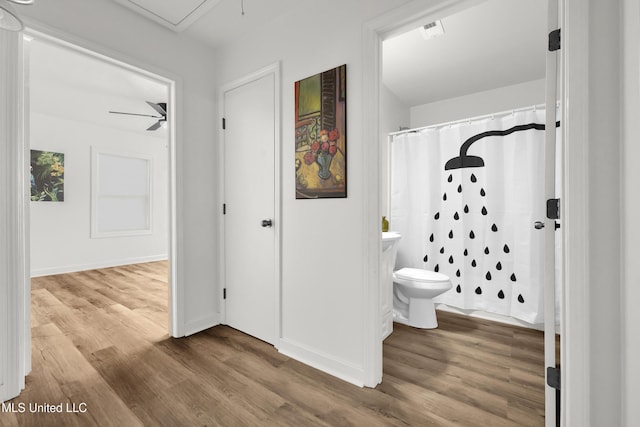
30,254,169,277
183,313,219,337
436,303,546,331
278,338,365,387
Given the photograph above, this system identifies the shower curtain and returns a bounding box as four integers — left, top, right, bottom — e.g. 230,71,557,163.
390,108,560,324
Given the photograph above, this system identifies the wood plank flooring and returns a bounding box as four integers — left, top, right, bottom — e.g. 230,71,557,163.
0,261,546,426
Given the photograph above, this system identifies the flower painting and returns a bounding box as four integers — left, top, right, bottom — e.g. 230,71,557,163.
295,64,347,198
30,150,65,202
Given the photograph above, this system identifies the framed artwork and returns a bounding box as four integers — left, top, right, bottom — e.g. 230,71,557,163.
30,150,65,202
295,64,347,199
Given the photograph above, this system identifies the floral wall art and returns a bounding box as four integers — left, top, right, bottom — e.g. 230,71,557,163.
30,150,65,202
295,64,347,199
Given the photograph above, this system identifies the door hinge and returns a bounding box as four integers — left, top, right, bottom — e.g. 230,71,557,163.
549,29,561,51
223,288,227,299
223,203,226,215
222,117,226,129
547,366,560,390
547,198,560,220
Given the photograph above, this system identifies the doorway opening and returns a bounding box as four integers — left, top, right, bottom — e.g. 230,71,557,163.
365,0,562,423
24,30,179,337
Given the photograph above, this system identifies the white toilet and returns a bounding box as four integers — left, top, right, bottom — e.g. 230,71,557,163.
393,268,452,329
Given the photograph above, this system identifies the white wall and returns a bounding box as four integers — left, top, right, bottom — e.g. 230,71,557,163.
410,78,546,128
381,83,410,134
214,0,415,385
585,1,622,424
29,112,168,276
21,0,219,336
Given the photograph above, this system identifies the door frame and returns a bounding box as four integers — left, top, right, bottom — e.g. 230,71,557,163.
218,62,282,347
0,30,28,402
21,25,184,337
363,0,591,424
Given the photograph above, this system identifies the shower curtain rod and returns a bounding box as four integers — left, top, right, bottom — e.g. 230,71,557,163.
389,102,560,137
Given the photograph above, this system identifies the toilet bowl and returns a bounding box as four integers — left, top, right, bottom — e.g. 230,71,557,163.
393,268,452,329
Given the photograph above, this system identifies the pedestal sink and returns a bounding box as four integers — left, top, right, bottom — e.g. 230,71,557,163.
381,232,401,340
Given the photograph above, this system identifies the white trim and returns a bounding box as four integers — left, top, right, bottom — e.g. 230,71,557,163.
278,338,365,387
30,255,169,278
183,313,220,337
362,0,487,389
0,30,26,402
561,0,590,425
90,149,153,238
362,17,383,388
218,62,282,347
22,26,184,338
21,32,31,386
621,0,640,424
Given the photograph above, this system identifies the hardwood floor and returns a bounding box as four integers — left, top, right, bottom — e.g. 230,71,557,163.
0,262,546,426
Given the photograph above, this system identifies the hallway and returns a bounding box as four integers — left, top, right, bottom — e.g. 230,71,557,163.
1,262,545,426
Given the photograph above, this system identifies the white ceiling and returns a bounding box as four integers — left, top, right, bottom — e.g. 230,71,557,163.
111,0,224,32
29,37,169,138
30,0,547,130
382,0,547,107
184,0,309,48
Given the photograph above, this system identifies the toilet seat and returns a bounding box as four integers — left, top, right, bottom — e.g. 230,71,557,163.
393,267,450,284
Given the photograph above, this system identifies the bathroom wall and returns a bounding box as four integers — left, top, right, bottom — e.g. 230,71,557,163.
29,111,169,277
381,84,410,218
381,83,411,135
410,78,546,128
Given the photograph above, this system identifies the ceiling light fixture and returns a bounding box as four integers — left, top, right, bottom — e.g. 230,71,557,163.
420,20,445,40
0,0,33,32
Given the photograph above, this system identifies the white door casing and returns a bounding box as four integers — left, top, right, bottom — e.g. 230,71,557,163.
0,30,28,403
221,64,280,346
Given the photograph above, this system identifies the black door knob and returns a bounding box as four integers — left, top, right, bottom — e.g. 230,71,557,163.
261,219,273,228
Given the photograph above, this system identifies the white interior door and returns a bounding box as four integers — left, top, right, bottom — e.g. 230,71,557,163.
223,72,276,345
544,0,560,425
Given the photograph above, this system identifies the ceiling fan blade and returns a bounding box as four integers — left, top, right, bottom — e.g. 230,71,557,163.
109,111,161,118
147,120,162,131
146,101,167,116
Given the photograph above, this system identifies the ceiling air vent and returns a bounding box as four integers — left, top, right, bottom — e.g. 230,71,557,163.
420,20,445,40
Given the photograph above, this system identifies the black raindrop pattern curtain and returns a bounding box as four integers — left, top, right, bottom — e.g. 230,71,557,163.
390,108,561,324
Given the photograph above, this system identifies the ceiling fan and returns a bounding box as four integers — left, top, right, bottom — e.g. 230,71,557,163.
109,101,167,131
